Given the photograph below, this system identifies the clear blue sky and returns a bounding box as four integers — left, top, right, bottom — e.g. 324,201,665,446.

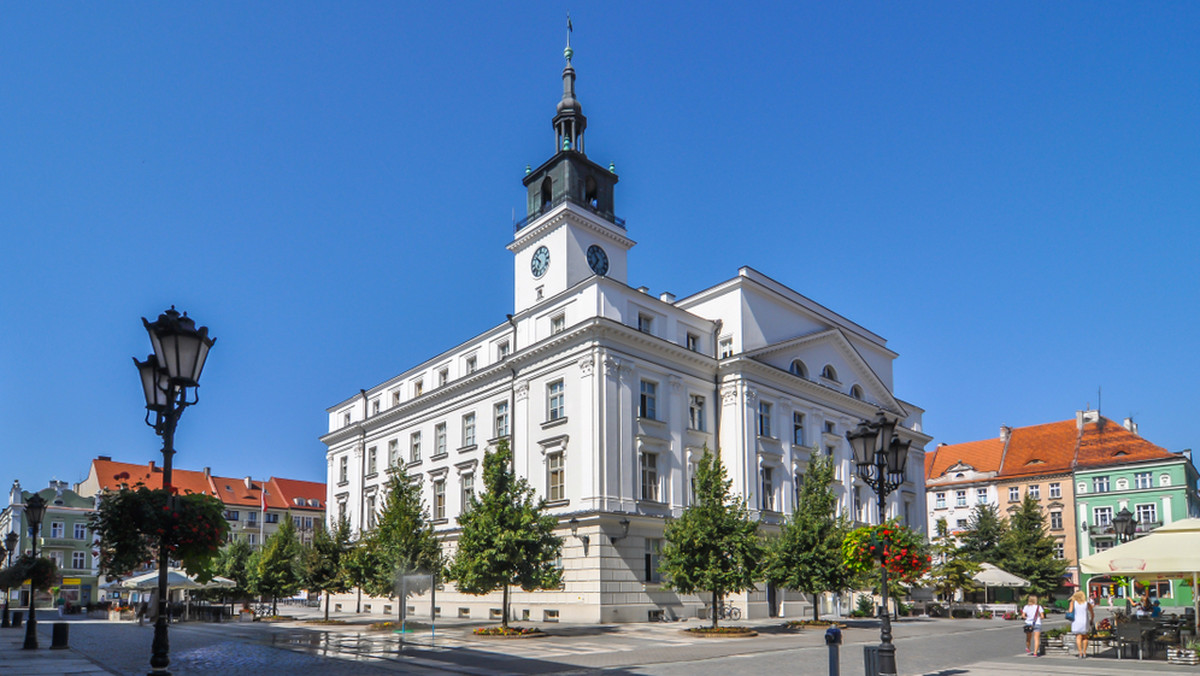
2,3,1197,489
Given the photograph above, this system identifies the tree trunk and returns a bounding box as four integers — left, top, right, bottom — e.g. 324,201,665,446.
272,595,278,617
712,590,719,630
502,585,510,628
356,587,361,613
324,592,330,621
813,593,821,622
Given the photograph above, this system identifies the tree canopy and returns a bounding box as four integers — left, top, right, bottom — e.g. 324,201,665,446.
255,514,303,615
445,439,563,627
358,465,442,621
659,447,762,628
302,516,352,620
959,503,1008,564
998,495,1067,597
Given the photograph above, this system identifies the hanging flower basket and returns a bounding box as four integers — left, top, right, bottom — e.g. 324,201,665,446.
89,486,229,580
842,520,932,585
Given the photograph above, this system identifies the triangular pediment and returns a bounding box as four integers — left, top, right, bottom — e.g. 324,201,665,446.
744,328,904,416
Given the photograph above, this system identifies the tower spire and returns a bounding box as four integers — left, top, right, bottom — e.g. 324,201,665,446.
554,14,586,155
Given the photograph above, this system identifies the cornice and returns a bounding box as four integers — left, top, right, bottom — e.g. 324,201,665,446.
508,203,635,252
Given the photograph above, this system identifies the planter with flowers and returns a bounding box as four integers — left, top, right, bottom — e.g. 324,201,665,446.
1168,639,1200,666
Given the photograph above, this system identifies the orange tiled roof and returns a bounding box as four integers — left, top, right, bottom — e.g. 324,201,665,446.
997,420,1080,478
926,437,1005,481
268,477,325,512
90,459,217,497
1076,417,1174,468
209,475,267,508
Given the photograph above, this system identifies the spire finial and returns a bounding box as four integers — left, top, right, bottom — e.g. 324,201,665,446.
564,13,574,62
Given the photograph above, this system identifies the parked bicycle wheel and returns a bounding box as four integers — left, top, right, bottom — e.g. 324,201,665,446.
729,607,741,620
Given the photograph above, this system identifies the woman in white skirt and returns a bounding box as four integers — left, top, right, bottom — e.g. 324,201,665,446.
1069,590,1093,658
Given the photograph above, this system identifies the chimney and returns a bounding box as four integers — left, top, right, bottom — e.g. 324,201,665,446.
659,292,676,303
98,455,111,462
1123,417,1139,435
1000,426,1012,442
1076,409,1100,430
148,460,156,472
637,286,650,294
204,467,211,477
244,476,253,490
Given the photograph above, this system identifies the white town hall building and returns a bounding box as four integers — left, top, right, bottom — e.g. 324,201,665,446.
321,42,931,623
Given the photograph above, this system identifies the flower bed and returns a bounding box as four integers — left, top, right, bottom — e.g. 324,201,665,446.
785,620,847,629
472,626,546,638
1168,647,1200,666
369,620,429,632
304,619,347,625
683,626,758,637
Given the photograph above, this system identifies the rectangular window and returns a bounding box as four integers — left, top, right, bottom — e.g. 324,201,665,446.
976,488,988,504
688,395,706,431
793,470,804,508
74,523,87,540
1008,486,1019,502
265,513,279,524
761,467,776,511
367,446,377,475
50,522,64,539
757,401,773,437
1049,482,1061,499
935,492,946,509
435,423,447,455
1093,476,1110,493
955,490,967,507
639,380,658,420
1054,542,1065,559
247,511,258,524
792,412,805,446
388,439,399,466
640,453,659,502
372,399,380,415
494,402,509,437
824,421,835,434
438,368,449,386
339,456,348,484
719,337,733,358
1027,484,1040,499
461,473,475,510
551,313,566,334
686,333,699,352
637,313,653,334
497,341,510,359
410,432,421,463
1094,506,1113,527
72,551,86,569
547,452,565,502
1135,472,1152,490
392,390,401,405
414,380,424,397
463,413,476,447
955,518,968,530
547,380,565,421
644,538,663,583
1135,503,1158,525
366,495,376,529
224,510,240,521
342,411,352,427
466,356,477,373
247,533,257,546
1050,511,1063,530
433,480,446,520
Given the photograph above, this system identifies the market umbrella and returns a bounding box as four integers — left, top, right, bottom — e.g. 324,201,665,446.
119,569,235,591
973,563,1030,604
1080,517,1200,633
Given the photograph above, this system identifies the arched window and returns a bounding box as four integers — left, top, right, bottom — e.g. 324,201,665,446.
540,177,553,210
789,359,808,378
585,175,598,208
850,385,863,400
821,364,838,382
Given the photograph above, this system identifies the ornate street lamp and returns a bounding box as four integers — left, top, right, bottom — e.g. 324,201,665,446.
1112,507,1137,543
846,411,911,676
22,493,48,650
137,307,215,675
1,530,16,628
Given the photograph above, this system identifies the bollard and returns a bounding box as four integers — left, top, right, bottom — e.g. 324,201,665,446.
10,611,21,628
50,623,69,650
825,625,842,676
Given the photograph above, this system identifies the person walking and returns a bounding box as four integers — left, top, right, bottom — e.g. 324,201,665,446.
1022,594,1045,656
1069,590,1093,658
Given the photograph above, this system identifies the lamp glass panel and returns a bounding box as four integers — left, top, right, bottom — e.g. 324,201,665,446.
25,495,47,526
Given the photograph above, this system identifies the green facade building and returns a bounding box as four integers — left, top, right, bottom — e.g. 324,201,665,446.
2,480,99,609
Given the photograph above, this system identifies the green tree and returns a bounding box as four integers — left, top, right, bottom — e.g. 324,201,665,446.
959,503,1008,564
763,451,852,620
215,539,255,603
342,539,377,614
360,466,442,622
998,495,1067,597
659,447,762,629
255,514,303,615
445,439,563,628
302,516,352,621
926,518,981,604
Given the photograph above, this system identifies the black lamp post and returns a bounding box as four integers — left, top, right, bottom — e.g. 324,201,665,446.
846,411,911,676
1,531,15,628
136,307,215,676
22,493,48,650
1112,507,1137,543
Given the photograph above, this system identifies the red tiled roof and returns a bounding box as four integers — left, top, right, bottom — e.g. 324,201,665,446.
268,477,325,512
998,420,1079,478
1075,417,1174,468
210,475,267,508
926,437,1004,481
90,459,217,497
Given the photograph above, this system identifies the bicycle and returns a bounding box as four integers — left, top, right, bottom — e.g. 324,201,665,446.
701,602,741,621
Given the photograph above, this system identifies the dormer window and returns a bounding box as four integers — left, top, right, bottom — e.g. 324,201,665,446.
821,365,838,382
789,360,808,378
850,385,863,400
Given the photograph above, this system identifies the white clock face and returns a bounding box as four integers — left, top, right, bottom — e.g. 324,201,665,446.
531,246,550,278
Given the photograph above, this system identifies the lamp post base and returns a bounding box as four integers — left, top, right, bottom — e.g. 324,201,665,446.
22,613,37,650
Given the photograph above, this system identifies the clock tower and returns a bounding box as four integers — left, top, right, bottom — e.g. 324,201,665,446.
509,34,634,315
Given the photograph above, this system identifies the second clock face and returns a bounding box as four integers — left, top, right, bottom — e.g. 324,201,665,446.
587,244,609,276
531,245,551,278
